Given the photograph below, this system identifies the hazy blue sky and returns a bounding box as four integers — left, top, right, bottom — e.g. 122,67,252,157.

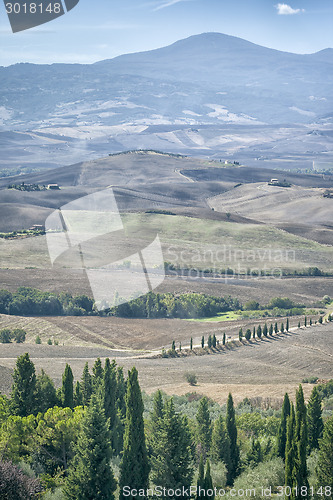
0,0,332,66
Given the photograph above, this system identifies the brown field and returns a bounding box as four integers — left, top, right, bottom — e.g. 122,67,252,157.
1,319,332,404
0,268,332,307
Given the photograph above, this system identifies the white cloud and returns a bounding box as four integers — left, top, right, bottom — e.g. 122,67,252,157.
153,0,192,11
275,3,305,15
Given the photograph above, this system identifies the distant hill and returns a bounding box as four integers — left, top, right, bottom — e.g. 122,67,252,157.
0,33,332,170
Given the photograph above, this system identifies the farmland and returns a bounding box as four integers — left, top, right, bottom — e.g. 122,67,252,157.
0,151,332,405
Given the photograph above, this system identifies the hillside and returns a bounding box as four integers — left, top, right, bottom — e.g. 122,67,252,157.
1,320,333,402
1,151,333,233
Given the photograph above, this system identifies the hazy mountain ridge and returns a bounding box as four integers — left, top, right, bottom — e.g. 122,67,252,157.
0,33,332,170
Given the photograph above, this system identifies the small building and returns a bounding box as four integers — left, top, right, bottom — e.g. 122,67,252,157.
29,225,45,231
48,184,60,190
270,178,279,184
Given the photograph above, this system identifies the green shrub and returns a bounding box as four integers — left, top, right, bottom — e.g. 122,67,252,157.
13,329,26,343
231,458,284,499
35,335,42,344
0,328,12,343
185,372,197,386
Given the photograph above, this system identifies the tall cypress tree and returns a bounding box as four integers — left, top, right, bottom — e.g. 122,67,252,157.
103,359,117,451
74,381,83,407
62,363,74,409
307,386,323,452
35,368,58,413
92,358,104,392
285,403,297,492
211,415,231,468
63,394,117,500
263,323,268,337
277,393,291,460
295,385,309,495
226,393,239,485
114,366,126,455
204,460,214,498
11,353,36,417
119,367,149,500
196,397,212,458
197,455,205,500
316,416,333,490
81,362,92,406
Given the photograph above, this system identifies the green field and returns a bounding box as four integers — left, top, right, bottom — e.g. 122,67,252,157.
184,311,241,322
0,212,332,272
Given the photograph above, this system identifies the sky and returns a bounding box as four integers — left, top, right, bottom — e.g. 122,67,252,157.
0,0,332,66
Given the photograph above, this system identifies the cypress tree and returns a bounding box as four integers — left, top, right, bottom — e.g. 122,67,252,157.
285,404,297,491
277,392,291,460
257,325,262,339
274,322,278,333
238,328,243,341
150,390,164,432
35,368,58,413
304,316,307,327
307,386,323,452
295,385,308,492
286,318,289,332
114,367,126,455
81,362,92,406
201,336,205,348
309,318,312,326
119,367,149,500
226,393,239,485
103,359,118,452
269,323,273,336
204,460,214,498
62,363,74,409
316,416,333,490
74,381,83,407
190,337,193,350
253,326,256,339
223,333,226,345
172,340,176,351
92,358,104,392
281,322,284,333
196,397,212,458
11,353,36,417
63,394,117,500
263,323,268,337
208,335,212,348
245,329,251,341
211,415,231,468
197,455,205,500
298,321,301,328
212,334,217,348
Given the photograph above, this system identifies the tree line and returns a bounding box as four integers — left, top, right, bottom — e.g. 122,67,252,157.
0,354,333,499
0,287,240,319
